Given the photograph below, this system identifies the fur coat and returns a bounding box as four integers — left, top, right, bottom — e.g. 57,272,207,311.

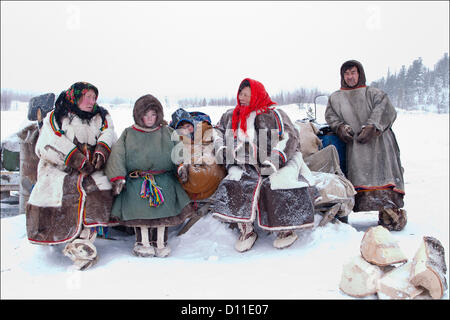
211,88,316,231
104,95,193,227
325,60,405,211
26,110,117,244
174,121,226,200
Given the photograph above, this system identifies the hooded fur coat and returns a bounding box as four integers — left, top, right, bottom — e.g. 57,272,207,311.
174,121,226,200
105,94,193,227
325,60,405,211
170,108,226,200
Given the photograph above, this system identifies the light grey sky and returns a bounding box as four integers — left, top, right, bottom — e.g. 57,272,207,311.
1,1,449,104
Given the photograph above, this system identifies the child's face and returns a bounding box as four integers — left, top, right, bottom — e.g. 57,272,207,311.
178,122,194,135
142,109,158,127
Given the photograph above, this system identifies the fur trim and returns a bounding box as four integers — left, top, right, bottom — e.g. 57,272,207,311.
132,124,162,133
133,94,164,128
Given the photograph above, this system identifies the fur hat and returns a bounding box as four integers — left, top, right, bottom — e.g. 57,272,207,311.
133,94,165,128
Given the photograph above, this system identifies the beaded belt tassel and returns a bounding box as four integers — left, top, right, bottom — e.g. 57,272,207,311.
140,174,165,207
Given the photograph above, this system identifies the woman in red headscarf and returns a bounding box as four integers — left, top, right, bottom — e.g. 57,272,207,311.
211,78,316,252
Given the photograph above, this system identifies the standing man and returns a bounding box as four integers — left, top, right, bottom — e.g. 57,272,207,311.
325,60,406,231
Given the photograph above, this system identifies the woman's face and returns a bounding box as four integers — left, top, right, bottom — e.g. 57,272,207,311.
238,86,251,106
142,109,158,127
78,89,97,112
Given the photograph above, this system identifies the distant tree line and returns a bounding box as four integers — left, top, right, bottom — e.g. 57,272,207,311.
177,87,326,108
1,90,35,111
0,90,132,111
371,53,449,113
3,53,447,113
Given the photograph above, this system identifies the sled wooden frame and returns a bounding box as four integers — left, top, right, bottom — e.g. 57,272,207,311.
177,200,212,236
0,170,20,193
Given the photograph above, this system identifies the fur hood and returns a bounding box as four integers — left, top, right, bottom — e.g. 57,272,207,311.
133,94,165,128
340,60,367,89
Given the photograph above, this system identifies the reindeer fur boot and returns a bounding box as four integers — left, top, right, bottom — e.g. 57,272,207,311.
273,230,298,249
378,208,407,231
133,226,156,257
63,228,98,270
155,226,171,258
235,223,258,253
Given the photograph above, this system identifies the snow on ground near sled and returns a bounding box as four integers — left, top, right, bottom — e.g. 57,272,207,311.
1,104,449,299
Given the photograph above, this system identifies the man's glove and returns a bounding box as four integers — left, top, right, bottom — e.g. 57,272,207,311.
177,164,189,183
356,124,379,144
92,153,105,171
80,161,95,176
337,124,354,144
111,179,126,196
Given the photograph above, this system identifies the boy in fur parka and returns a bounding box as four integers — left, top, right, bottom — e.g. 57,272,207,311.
105,94,194,257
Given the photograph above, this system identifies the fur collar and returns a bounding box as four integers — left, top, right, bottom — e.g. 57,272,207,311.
132,123,162,132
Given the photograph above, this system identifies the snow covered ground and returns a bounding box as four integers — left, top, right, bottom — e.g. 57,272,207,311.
1,101,448,300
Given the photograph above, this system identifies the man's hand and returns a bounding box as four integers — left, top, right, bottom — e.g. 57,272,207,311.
337,124,355,143
356,124,379,144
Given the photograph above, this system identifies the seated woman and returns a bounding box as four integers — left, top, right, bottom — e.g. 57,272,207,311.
26,81,117,270
211,78,316,252
105,95,194,258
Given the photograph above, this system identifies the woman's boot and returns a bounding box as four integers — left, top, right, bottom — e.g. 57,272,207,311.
235,222,258,253
273,230,298,249
63,227,98,270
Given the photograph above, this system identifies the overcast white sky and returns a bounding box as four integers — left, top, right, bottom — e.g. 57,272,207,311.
1,1,449,104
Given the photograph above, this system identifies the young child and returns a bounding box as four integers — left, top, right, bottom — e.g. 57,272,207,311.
170,108,226,200
169,108,226,233
105,95,193,257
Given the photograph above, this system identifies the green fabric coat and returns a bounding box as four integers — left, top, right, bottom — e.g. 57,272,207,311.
105,124,190,222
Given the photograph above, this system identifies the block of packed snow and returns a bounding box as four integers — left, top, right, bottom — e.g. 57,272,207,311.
339,255,384,297
360,226,408,266
377,261,424,299
410,236,448,299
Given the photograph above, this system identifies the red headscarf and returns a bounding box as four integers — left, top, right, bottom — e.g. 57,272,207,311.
231,78,276,136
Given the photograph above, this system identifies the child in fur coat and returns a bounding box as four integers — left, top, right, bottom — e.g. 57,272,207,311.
105,94,194,257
